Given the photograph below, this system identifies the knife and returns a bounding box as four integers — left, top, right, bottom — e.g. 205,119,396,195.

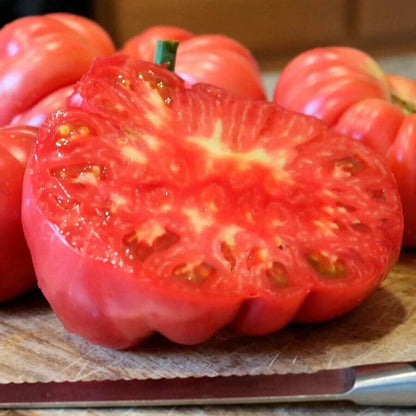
0,361,415,408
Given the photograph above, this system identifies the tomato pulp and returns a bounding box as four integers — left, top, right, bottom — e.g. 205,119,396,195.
22,56,403,348
273,46,416,247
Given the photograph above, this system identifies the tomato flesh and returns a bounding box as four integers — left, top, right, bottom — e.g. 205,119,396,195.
22,56,403,348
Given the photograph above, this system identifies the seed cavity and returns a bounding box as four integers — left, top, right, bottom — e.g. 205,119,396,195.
367,188,386,202
350,220,371,233
266,261,288,287
332,155,366,176
247,246,267,270
220,241,236,270
55,124,90,147
122,227,179,262
123,235,152,262
152,229,180,251
306,250,347,278
172,261,216,285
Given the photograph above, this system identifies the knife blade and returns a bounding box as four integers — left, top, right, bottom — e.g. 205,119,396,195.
0,361,414,408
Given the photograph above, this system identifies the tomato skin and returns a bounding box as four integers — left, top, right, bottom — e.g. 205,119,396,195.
0,13,115,126
274,46,416,247
22,175,245,348
121,25,267,100
10,85,74,127
22,56,402,348
274,47,389,126
335,99,405,156
0,126,37,302
385,116,416,246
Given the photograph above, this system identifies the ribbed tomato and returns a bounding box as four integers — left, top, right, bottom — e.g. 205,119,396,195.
274,46,416,247
22,55,403,348
121,25,266,100
0,126,38,302
0,12,115,126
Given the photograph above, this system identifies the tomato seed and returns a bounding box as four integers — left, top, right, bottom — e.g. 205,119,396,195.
333,155,366,176
122,227,179,262
193,262,216,280
336,202,358,213
58,124,71,136
220,241,236,270
122,230,137,245
306,250,347,278
266,262,288,287
172,261,215,285
247,246,266,270
77,126,91,136
152,229,180,251
350,221,371,233
50,164,106,181
122,232,153,261
172,263,192,281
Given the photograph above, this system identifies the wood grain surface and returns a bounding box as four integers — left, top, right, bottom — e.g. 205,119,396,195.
0,250,415,415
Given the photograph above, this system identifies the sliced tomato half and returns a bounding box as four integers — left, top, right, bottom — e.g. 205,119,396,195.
22,56,403,348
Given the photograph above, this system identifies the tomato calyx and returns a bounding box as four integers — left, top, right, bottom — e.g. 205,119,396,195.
154,40,179,71
390,93,416,115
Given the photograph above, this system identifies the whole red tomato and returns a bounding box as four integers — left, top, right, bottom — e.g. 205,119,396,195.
10,85,74,127
0,13,115,126
121,25,267,100
274,46,416,247
0,126,38,302
22,55,402,348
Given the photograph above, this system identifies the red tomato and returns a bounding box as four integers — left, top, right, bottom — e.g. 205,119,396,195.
10,85,74,127
274,46,416,247
386,73,416,103
121,25,266,100
0,13,115,126
22,56,403,348
0,126,37,302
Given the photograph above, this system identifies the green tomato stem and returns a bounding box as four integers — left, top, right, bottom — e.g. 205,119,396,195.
154,40,179,71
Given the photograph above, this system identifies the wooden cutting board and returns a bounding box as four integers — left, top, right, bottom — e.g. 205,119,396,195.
0,251,415,415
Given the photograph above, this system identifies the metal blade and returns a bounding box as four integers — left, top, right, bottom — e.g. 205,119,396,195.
0,362,414,408
0,367,355,408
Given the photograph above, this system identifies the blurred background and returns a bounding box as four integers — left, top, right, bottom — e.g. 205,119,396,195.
1,0,415,77
0,0,91,26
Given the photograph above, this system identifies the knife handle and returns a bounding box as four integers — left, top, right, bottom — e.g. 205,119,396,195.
346,362,416,406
